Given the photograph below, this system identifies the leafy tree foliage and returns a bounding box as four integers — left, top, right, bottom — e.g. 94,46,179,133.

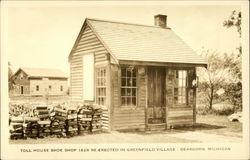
8,62,14,91
223,10,241,38
198,50,232,109
223,10,242,111
197,10,242,112
223,10,242,81
223,10,242,57
223,82,242,110
198,50,242,110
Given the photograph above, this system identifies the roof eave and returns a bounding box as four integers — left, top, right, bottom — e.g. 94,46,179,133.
28,76,68,79
119,59,207,68
10,68,28,80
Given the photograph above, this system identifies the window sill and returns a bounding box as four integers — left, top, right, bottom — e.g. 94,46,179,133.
119,105,139,110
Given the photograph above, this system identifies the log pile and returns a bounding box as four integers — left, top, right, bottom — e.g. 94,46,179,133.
9,103,30,117
92,105,103,133
23,117,39,139
50,106,67,137
34,105,51,138
9,117,24,140
38,120,51,138
66,108,78,137
77,105,92,135
34,105,50,120
9,103,107,140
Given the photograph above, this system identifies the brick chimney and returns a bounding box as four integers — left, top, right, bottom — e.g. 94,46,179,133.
154,14,167,28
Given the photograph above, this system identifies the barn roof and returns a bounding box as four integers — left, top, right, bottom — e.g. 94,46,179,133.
83,18,207,66
16,67,68,78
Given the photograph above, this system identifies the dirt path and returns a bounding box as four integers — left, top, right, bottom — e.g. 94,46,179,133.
10,130,242,144
10,132,198,144
167,131,242,143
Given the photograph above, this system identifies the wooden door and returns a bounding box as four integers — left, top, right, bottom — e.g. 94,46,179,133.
20,86,24,95
147,67,166,124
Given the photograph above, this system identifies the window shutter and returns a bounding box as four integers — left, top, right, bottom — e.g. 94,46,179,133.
189,89,194,106
167,69,175,106
138,67,146,107
82,53,94,101
112,66,120,108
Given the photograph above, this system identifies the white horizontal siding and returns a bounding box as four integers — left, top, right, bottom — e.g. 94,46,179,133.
70,24,110,102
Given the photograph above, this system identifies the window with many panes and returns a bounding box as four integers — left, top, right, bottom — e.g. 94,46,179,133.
174,70,187,104
121,67,137,107
96,68,106,105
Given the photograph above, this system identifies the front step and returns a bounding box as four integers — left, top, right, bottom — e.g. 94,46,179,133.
147,123,166,131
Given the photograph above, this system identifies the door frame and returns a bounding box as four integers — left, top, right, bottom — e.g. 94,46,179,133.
146,66,166,125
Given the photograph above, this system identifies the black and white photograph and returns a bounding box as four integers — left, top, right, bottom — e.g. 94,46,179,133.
1,1,249,160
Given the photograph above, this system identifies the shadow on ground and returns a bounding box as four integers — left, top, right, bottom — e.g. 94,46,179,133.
174,123,225,131
117,123,226,135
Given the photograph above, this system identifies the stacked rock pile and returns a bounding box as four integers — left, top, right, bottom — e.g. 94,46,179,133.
34,105,50,120
9,103,106,140
9,116,24,140
37,120,51,138
92,105,103,133
77,105,92,135
23,117,39,139
50,105,67,137
33,105,51,138
66,107,78,137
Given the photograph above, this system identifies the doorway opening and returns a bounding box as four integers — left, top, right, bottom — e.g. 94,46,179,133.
20,86,24,95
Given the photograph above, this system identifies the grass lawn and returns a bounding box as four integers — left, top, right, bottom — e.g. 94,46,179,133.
9,114,242,144
196,114,242,138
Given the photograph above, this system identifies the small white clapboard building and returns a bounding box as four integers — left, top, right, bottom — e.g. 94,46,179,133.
11,68,68,96
68,15,207,131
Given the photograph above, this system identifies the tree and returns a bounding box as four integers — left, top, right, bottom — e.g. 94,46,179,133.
223,10,242,57
220,50,242,111
223,10,242,111
223,10,242,80
223,81,242,110
223,10,241,38
8,62,14,91
198,50,233,110
197,10,242,111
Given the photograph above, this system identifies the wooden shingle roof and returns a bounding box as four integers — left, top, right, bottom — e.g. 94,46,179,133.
86,18,207,66
17,67,68,78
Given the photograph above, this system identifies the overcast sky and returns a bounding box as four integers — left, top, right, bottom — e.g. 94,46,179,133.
5,2,241,75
